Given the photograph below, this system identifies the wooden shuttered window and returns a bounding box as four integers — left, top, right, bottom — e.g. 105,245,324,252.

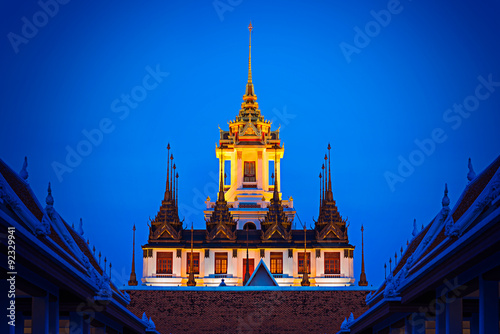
186,253,200,274
270,252,283,274
157,252,173,274
324,252,340,274
215,252,228,274
298,252,311,274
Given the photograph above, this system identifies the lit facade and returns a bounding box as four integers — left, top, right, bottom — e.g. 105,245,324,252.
139,23,356,287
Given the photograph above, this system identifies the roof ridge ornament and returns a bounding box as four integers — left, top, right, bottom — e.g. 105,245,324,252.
20,156,28,181
467,157,476,182
411,218,418,238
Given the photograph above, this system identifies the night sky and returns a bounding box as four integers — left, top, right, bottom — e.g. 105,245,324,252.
1,0,499,288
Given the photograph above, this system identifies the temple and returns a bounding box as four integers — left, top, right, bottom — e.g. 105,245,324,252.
139,23,357,287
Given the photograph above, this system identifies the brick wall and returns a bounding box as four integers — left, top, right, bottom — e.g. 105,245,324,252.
126,289,371,334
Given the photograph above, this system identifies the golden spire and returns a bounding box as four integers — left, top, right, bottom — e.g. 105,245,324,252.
248,22,253,85
242,22,258,113
128,224,138,286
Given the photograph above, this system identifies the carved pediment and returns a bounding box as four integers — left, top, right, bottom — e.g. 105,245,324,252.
206,222,237,241
316,223,344,241
239,122,261,137
261,221,292,241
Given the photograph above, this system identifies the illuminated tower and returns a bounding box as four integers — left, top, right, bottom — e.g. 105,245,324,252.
204,23,296,230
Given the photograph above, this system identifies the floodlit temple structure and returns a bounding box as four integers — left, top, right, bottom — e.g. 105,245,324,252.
137,23,360,287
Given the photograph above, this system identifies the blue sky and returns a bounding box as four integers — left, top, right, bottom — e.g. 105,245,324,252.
1,0,499,287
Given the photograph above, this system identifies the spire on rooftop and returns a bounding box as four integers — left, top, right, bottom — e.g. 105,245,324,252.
20,156,28,181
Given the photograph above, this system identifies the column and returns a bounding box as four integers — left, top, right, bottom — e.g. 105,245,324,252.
470,313,479,334
435,287,446,334
231,151,237,189
445,292,462,334
276,158,281,194
32,294,49,334
48,294,59,334
257,151,263,189
236,151,242,188
69,312,83,334
406,313,427,334
14,312,24,334
479,275,499,334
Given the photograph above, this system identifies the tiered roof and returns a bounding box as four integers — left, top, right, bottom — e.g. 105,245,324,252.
314,144,349,242
148,144,183,242
205,146,238,241
260,148,292,241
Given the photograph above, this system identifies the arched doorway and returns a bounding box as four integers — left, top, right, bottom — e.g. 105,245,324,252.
243,222,257,230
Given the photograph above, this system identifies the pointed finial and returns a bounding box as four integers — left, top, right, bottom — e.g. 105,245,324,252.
87,239,89,245
421,224,424,230
467,158,476,182
109,262,112,280
93,245,96,256
104,257,107,273
412,219,418,237
384,263,387,279
46,182,54,207
400,246,403,256
20,156,28,180
395,252,398,264
442,183,450,208
389,257,392,271
98,251,101,265
167,143,170,150
78,218,84,236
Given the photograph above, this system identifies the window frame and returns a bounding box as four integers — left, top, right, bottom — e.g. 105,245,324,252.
298,252,311,274
270,252,283,274
324,252,340,275
156,252,173,274
215,252,228,274
186,252,200,275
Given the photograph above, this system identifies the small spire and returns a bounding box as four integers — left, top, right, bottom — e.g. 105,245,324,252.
20,156,28,180
128,224,138,286
273,145,279,201
442,183,450,208
87,239,89,245
93,245,96,256
109,262,112,280
98,251,101,265
400,246,403,257
384,263,387,279
358,224,368,286
164,144,171,201
389,257,392,272
407,240,409,246
173,163,177,203
412,219,418,237
175,172,179,208
467,158,476,182
319,172,322,210
46,182,54,207
321,164,325,203
170,154,174,198
78,218,84,236
104,257,107,274
395,252,398,265
218,146,226,202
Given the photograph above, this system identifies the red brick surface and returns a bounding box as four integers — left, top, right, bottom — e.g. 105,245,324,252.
127,290,371,334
